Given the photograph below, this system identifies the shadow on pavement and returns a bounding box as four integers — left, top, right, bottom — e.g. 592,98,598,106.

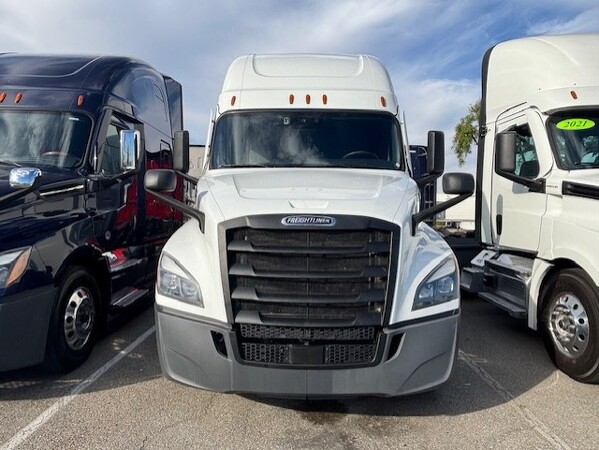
244,294,560,417
0,301,161,402
0,294,562,418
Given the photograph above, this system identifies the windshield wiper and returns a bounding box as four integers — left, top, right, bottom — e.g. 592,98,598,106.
0,160,21,168
216,164,274,168
574,162,599,168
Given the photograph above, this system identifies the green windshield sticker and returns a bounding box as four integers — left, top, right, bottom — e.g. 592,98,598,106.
556,118,595,130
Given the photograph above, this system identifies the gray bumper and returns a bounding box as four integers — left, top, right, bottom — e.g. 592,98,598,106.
0,287,57,371
155,305,459,397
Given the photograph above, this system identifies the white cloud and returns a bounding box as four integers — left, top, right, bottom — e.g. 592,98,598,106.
396,76,480,174
0,0,596,162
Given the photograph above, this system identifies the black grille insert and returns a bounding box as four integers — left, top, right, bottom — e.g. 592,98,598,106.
225,224,395,367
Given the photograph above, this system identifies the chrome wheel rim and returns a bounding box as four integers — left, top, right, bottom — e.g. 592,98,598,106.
63,287,95,351
549,293,589,357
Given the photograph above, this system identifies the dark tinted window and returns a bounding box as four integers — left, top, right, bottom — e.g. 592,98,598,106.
549,111,599,169
0,111,91,168
211,111,403,170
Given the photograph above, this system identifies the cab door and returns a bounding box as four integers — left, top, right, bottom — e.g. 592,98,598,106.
491,110,548,252
90,111,146,294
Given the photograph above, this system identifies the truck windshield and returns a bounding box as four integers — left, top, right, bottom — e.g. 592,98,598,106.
0,111,91,169
210,111,403,170
548,111,599,169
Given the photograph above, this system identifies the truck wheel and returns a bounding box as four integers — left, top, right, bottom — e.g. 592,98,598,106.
541,268,599,383
44,267,102,372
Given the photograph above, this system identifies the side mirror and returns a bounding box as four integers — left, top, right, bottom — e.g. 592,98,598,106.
416,131,445,188
494,131,545,192
427,130,445,176
120,130,141,171
411,172,474,235
495,131,516,174
1,167,43,208
442,172,475,195
144,169,177,193
9,167,42,189
174,130,190,173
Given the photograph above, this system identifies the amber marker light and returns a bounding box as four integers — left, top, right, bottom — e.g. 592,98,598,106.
380,96,387,107
289,94,295,105
6,248,32,287
231,95,236,106
305,94,311,105
0,92,6,103
570,90,578,100
322,94,328,105
77,95,85,106
15,92,23,104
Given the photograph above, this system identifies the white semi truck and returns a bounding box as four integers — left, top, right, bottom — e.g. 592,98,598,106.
144,54,473,396
462,34,599,383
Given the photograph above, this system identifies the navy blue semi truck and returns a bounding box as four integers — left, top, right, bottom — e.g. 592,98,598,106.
0,54,188,372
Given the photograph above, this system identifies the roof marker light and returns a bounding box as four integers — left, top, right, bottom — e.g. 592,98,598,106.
570,90,578,100
231,95,236,106
15,92,23,104
77,95,85,106
322,94,328,105
289,94,294,105
380,96,387,107
305,94,311,105
0,92,6,103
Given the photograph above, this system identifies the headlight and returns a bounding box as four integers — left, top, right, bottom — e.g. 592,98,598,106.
0,247,32,290
413,258,458,310
157,253,203,306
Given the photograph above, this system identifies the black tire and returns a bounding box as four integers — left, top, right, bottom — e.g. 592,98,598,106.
540,268,599,383
44,267,102,372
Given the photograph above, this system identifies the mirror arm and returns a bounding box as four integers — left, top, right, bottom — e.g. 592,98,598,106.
0,177,42,208
145,187,205,233
416,172,441,188
411,192,472,235
177,170,199,185
497,170,546,193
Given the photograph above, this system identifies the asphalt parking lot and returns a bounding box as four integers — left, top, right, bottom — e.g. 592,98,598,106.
1,293,597,450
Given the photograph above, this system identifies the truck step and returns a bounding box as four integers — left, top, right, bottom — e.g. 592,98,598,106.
486,253,533,278
461,266,484,292
479,291,527,319
109,287,149,312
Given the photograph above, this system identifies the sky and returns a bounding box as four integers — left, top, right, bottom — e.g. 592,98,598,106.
1,0,598,174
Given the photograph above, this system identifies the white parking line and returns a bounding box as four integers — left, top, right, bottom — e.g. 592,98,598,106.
1,326,155,450
458,349,571,450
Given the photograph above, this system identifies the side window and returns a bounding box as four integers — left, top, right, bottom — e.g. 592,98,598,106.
99,114,131,176
512,124,539,178
131,74,170,135
99,122,122,176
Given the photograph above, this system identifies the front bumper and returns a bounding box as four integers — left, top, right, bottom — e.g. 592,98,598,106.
0,287,57,371
155,304,459,397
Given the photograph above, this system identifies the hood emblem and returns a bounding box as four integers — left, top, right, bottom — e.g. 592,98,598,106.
281,215,336,226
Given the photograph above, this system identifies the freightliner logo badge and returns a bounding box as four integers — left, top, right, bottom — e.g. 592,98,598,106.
281,215,336,226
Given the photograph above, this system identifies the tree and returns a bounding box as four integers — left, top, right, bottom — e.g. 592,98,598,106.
452,99,480,166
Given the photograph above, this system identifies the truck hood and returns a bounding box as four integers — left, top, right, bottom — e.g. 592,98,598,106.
0,165,82,201
0,166,86,251
202,168,415,223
